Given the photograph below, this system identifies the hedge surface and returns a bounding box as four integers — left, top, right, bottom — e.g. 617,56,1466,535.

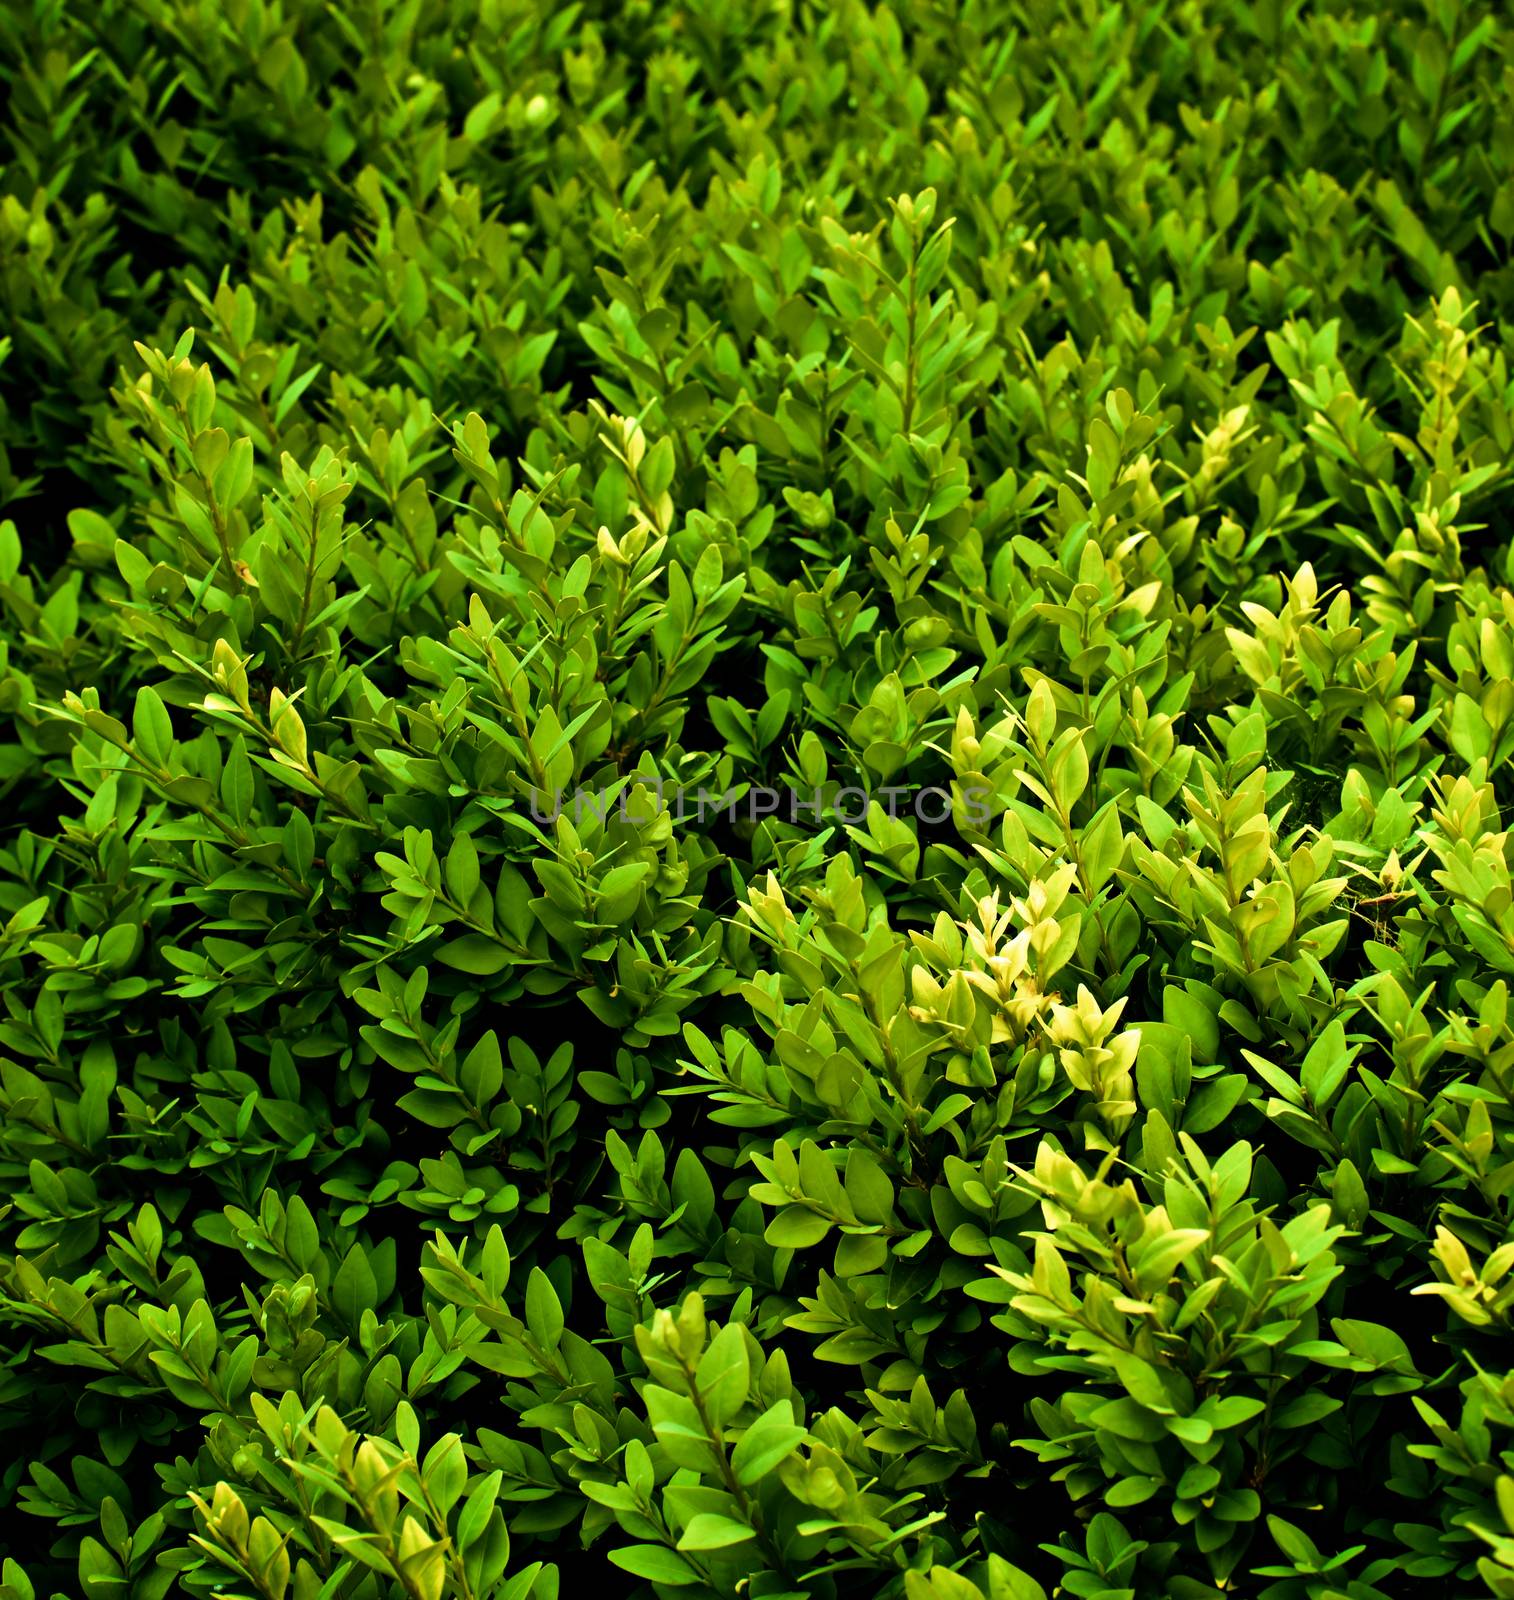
3,2,1514,1598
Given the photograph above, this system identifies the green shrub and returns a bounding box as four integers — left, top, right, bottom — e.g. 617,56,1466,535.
3,1,1514,1598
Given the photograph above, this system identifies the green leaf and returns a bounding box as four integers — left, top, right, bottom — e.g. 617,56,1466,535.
694,1322,749,1428
607,1547,701,1585
763,1207,831,1249
676,1514,756,1551
525,1268,564,1350
731,1403,807,1485
435,936,513,975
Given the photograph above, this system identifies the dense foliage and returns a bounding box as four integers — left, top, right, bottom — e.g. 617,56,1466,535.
3,1,1514,1597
